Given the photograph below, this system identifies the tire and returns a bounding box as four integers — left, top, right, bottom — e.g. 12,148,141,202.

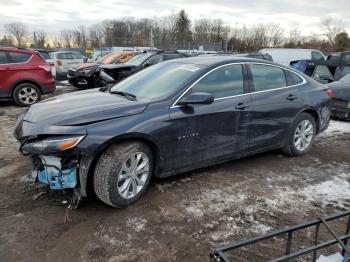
93,142,153,208
13,83,41,106
282,112,316,156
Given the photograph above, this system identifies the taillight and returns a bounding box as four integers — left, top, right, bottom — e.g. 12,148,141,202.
326,88,333,98
56,59,62,66
39,64,51,72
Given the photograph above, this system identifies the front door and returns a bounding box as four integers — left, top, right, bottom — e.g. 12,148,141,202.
169,63,251,171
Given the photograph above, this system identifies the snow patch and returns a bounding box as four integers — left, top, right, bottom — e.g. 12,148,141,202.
126,217,147,232
301,174,350,205
318,120,350,138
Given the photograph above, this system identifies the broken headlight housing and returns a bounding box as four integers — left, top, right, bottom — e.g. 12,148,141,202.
21,135,85,154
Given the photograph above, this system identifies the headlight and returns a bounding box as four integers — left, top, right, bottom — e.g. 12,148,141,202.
21,136,85,154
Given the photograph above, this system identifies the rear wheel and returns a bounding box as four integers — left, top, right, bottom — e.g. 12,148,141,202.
93,142,153,208
282,113,316,156
13,83,41,106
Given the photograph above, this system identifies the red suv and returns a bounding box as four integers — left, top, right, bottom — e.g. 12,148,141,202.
0,47,55,106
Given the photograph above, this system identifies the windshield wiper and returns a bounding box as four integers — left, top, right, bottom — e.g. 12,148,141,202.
110,91,137,101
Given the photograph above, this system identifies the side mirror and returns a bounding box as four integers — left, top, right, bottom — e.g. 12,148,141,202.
178,92,214,106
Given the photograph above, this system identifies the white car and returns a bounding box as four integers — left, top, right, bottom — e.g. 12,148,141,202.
50,51,85,76
259,48,326,66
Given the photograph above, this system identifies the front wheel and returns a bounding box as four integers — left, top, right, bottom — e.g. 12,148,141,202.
282,113,316,156
93,142,153,208
13,83,41,106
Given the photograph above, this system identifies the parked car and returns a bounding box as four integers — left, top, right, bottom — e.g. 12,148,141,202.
14,56,332,208
259,48,326,66
328,73,350,120
50,51,85,77
290,52,350,83
0,47,55,106
67,52,136,89
92,51,188,88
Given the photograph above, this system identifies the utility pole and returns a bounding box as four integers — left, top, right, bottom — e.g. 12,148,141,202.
149,28,154,49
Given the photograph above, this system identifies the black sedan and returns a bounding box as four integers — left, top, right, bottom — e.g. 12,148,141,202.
67,51,187,89
329,73,350,120
14,56,332,208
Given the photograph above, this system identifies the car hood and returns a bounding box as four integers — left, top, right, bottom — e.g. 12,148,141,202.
329,82,350,101
23,89,148,126
72,63,98,71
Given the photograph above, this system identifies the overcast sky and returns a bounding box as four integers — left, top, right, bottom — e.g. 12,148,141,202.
0,0,349,36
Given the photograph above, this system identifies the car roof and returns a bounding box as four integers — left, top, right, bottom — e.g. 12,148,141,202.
167,55,275,67
0,47,36,54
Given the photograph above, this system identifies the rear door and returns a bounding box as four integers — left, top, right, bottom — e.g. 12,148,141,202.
169,63,252,170
247,63,304,151
0,51,11,98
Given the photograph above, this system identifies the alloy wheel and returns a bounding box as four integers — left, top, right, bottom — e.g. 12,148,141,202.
294,120,314,151
117,152,150,199
18,87,38,105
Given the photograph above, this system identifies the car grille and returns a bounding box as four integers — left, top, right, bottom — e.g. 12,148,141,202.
67,69,76,77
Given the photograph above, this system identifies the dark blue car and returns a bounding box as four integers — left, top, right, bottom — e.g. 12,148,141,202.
14,56,332,208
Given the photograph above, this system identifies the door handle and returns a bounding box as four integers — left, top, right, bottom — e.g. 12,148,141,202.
286,94,298,101
235,103,249,110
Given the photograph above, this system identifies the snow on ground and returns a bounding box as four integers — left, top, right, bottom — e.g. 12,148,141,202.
183,162,350,241
318,120,350,138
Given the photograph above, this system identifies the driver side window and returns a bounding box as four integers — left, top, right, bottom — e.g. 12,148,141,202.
191,64,244,99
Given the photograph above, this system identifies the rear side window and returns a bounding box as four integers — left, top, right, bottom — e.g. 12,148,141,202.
191,64,244,99
8,52,31,63
285,70,304,86
311,51,324,61
0,51,8,64
250,64,286,92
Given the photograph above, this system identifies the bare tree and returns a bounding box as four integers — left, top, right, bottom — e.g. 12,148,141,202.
72,25,88,48
0,34,15,47
286,26,301,48
60,29,74,48
89,24,103,48
32,31,47,49
4,22,29,47
321,18,345,46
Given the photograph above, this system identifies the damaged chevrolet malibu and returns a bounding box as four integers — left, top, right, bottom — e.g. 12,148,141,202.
14,56,332,208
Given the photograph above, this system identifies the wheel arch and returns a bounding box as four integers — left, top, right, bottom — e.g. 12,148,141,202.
11,79,43,98
83,134,162,197
299,108,321,134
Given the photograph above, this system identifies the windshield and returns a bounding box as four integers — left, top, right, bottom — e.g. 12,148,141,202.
339,73,350,83
124,53,153,66
110,62,203,101
97,53,120,64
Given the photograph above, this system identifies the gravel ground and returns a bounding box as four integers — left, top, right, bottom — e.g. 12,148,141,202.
0,84,349,262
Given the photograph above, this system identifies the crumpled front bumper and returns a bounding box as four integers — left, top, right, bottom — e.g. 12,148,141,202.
33,155,78,190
